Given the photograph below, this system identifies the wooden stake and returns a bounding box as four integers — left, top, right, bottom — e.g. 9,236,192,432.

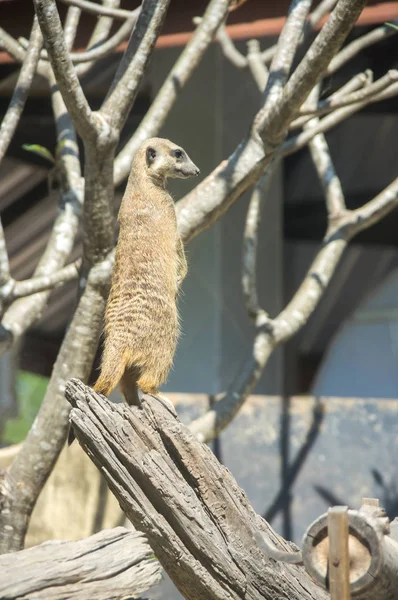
328,506,351,600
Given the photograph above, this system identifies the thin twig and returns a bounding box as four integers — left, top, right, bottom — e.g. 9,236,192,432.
114,0,233,185
261,0,313,115
0,18,43,287
101,0,171,132
289,70,372,129
63,5,81,50
0,20,42,164
306,85,346,218
327,21,398,75
242,169,274,319
9,259,81,300
33,0,97,140
215,22,247,69
75,0,124,77
282,80,398,158
299,70,398,117
246,39,268,91
26,10,139,64
58,0,133,20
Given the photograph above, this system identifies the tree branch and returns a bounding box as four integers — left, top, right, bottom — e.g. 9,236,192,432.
258,0,368,144
0,264,108,552
59,0,134,20
0,528,162,600
69,15,138,64
101,0,170,132
0,18,42,163
0,68,83,356
33,0,97,140
299,70,398,117
189,178,398,442
114,0,233,185
306,85,346,218
289,69,372,129
74,0,125,78
242,169,275,319
258,0,312,123
327,21,398,75
8,259,81,300
177,0,368,246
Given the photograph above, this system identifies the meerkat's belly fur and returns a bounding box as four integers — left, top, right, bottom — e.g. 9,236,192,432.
93,137,199,404
106,206,180,392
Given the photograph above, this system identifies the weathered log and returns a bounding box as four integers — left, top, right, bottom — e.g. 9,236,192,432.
0,526,161,600
66,378,328,600
302,500,398,599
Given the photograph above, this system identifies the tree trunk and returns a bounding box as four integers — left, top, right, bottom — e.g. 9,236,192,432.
0,527,161,600
66,379,328,600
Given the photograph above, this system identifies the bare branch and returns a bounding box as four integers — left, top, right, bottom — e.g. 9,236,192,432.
242,168,274,319
304,84,346,218
63,5,81,50
75,0,125,78
33,0,97,140
0,230,9,290
29,10,139,64
309,0,338,26
189,231,347,442
260,0,312,114
178,0,368,246
299,70,398,117
189,161,398,442
346,177,398,237
246,39,268,91
0,72,83,355
9,259,81,300
114,0,233,185
101,0,171,132
0,19,42,288
215,23,247,69
259,0,337,73
308,129,346,219
0,272,107,552
59,0,133,20
0,19,42,164
327,21,398,75
281,80,398,158
0,27,27,63
258,0,368,144
289,70,372,129
72,15,137,63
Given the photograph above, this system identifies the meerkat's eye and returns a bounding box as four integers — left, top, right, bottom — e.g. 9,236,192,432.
146,147,157,165
173,149,184,160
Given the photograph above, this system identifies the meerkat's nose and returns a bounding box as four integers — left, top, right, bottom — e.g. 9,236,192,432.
195,167,200,176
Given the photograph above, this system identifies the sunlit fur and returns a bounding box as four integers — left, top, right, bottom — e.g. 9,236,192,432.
94,138,199,404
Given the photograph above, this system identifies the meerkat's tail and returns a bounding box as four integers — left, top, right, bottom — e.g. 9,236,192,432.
94,341,127,397
120,366,141,406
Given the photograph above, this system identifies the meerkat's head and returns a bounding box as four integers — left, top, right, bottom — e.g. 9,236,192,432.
141,137,200,185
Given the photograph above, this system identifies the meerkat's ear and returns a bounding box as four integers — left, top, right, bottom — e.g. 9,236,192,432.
146,147,157,166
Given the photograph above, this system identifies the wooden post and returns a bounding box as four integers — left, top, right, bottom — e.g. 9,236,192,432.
302,501,398,599
327,506,350,600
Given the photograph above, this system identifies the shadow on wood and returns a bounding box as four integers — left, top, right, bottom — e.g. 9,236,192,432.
66,378,328,600
0,527,161,600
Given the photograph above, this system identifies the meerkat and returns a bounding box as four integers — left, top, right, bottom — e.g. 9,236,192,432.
94,137,199,405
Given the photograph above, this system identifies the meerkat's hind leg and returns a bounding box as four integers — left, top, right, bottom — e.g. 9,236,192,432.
120,366,142,406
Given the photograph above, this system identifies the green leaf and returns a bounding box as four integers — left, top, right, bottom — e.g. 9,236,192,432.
22,143,55,164
385,22,398,31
